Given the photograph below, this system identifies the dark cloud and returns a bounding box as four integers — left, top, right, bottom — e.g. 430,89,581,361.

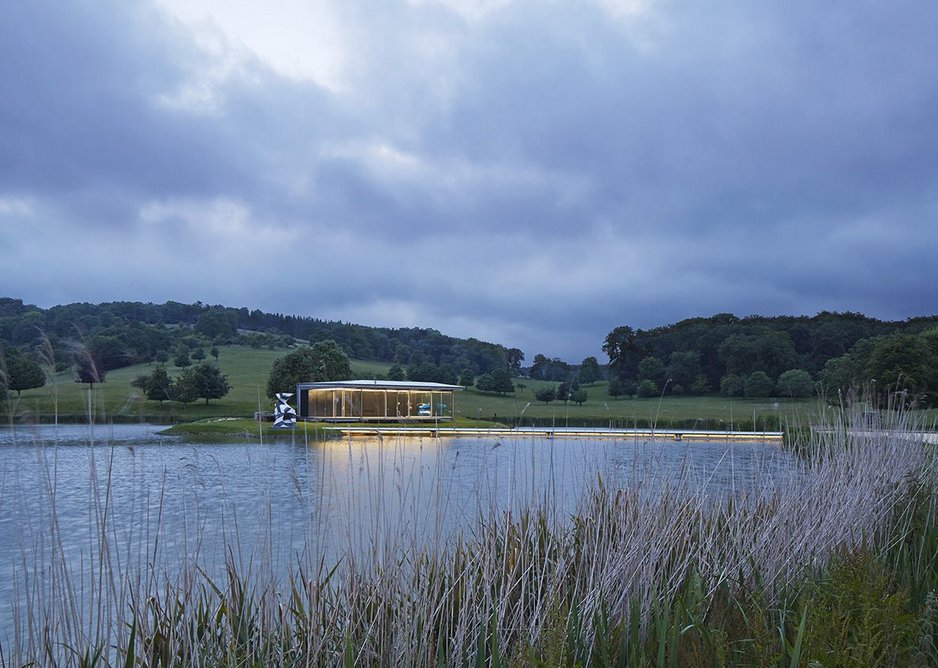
2,4,218,194
2,1,937,361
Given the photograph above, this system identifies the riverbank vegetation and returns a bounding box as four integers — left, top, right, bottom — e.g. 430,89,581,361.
1,343,821,429
3,405,937,665
4,299,937,430
5,299,938,414
6,342,938,439
603,312,938,408
158,415,498,440
156,416,321,440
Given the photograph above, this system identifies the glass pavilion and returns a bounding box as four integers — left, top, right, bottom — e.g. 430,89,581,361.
295,380,462,421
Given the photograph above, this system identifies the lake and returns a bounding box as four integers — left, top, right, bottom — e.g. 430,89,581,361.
0,423,802,631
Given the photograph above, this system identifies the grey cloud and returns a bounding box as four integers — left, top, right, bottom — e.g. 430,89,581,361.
0,1,341,217
3,0,938,361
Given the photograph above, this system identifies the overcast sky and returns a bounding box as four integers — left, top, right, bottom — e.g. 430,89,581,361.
2,1,937,361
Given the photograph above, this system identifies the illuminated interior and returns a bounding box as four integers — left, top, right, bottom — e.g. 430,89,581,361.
296,382,459,421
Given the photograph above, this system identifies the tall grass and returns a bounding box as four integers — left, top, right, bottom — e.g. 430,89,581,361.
2,403,937,666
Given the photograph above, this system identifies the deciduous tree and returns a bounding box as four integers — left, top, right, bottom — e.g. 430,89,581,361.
506,348,525,375
666,351,701,392
458,368,474,388
636,379,658,398
719,332,801,380
72,344,105,389
775,369,815,398
744,371,774,398
865,333,936,399
557,378,580,403
475,368,514,394
407,362,440,382
144,364,174,403
173,368,198,405
2,348,45,396
173,344,191,368
577,356,602,385
195,310,237,341
637,356,666,387
720,374,745,397
690,374,711,395
266,340,352,397
535,386,556,404
603,325,643,380
190,362,230,405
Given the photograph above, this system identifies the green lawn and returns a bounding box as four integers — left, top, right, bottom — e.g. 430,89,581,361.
456,379,819,429
3,345,396,423
4,346,912,430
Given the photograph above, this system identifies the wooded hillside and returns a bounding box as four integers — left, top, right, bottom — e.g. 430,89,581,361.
0,297,521,386
603,312,938,404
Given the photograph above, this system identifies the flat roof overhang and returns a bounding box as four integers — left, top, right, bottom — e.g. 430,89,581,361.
296,380,463,392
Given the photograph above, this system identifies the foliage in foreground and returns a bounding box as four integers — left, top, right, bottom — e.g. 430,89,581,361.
4,410,938,666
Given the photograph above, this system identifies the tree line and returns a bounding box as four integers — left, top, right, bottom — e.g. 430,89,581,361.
602,312,938,405
131,362,231,406
0,297,523,397
6,297,936,409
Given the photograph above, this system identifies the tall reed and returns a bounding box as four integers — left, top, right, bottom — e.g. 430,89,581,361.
1,403,935,666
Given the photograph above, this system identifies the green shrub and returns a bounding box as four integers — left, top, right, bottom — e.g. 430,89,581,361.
776,368,815,398
636,378,658,397
744,371,774,398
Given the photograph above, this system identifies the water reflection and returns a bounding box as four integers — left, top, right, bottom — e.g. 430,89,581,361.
0,424,802,629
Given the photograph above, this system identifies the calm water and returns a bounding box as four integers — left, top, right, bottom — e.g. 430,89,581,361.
0,423,802,630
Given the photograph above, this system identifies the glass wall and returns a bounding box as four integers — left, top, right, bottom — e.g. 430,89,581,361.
302,388,455,420
413,391,432,417
433,391,451,418
341,390,362,418
388,391,408,418
361,390,385,418
307,390,334,418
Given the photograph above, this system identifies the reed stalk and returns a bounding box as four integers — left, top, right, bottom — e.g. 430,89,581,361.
1,402,936,666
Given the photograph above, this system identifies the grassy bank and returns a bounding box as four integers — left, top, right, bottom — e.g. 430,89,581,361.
459,381,818,431
158,415,500,440
3,344,829,429
157,417,324,441
2,347,396,423
3,406,938,665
